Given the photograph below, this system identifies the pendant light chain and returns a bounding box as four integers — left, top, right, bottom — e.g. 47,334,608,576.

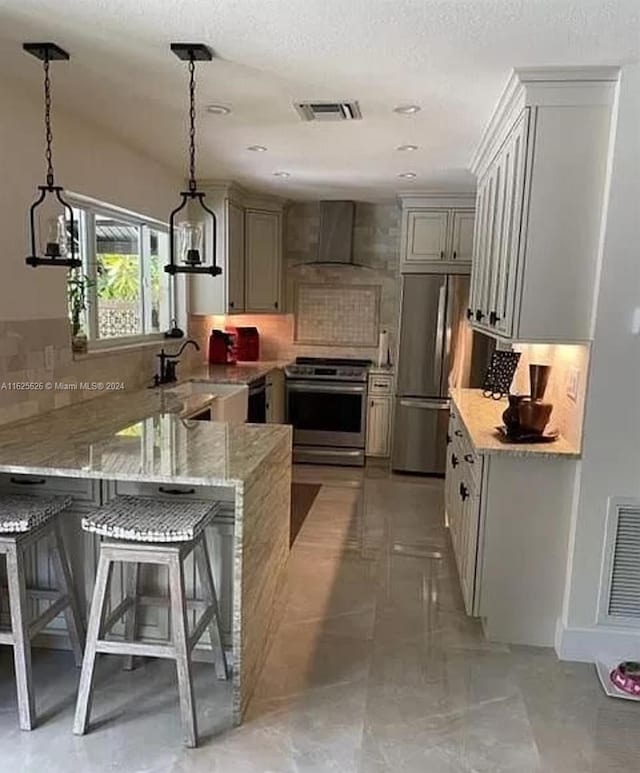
188,55,197,193
43,54,55,187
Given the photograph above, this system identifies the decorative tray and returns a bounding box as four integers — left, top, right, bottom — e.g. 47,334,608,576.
494,426,559,444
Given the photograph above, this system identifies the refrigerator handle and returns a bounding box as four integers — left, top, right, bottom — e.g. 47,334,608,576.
434,282,447,381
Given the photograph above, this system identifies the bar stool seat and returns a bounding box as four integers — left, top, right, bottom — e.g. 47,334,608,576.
0,494,85,731
73,495,229,748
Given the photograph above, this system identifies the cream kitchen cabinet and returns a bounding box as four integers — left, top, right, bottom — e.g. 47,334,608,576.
366,371,393,458
445,390,580,647
265,368,285,424
469,67,617,342
244,209,283,312
189,183,284,315
399,194,475,273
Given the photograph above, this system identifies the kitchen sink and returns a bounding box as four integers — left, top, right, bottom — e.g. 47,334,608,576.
164,381,248,424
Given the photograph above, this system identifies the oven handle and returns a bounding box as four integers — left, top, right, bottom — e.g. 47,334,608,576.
286,381,366,394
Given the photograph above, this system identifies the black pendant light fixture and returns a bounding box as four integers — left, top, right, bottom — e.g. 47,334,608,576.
23,42,80,269
165,43,220,277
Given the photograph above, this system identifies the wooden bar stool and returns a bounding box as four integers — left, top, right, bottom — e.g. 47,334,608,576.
73,496,229,748
0,494,85,730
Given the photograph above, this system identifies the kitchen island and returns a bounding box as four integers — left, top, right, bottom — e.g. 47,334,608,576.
0,385,292,724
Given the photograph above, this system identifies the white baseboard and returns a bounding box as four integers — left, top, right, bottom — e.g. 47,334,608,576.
555,618,640,662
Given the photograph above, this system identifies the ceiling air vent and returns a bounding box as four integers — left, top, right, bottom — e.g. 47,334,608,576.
294,101,362,122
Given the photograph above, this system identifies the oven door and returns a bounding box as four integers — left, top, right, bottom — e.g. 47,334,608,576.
286,380,367,448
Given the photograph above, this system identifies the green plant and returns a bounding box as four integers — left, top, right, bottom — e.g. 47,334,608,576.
67,271,95,337
97,253,140,301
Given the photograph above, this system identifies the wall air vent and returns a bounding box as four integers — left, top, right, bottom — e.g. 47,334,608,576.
294,101,362,122
600,500,640,624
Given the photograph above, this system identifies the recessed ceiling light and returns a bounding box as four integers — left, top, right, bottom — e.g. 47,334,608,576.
396,144,419,151
273,171,290,178
393,104,421,115
205,104,231,115
247,145,267,152
398,172,417,179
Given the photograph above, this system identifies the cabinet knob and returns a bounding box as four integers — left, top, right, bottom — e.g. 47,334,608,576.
274,301,279,310
466,308,473,320
463,453,474,464
440,250,445,259
454,430,463,437
453,250,457,259
446,433,452,445
459,482,469,501
451,453,459,468
475,309,485,322
488,311,501,326
229,300,235,309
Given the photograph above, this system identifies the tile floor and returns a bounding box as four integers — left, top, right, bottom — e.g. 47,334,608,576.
0,464,637,772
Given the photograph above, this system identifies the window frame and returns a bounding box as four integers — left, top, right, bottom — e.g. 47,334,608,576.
68,193,179,350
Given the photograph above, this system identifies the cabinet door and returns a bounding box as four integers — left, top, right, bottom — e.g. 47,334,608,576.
226,200,245,313
492,111,529,337
266,368,285,424
402,210,450,268
469,183,488,321
365,396,392,457
460,484,482,616
245,209,282,312
450,211,475,262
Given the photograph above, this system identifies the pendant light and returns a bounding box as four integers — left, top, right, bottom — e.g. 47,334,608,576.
165,43,221,277
23,42,80,269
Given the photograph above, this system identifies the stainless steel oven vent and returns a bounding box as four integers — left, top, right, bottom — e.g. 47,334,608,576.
294,101,362,122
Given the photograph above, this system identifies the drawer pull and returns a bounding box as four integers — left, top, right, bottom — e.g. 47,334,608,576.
10,477,46,486
451,454,459,468
454,430,463,437
373,381,388,388
158,487,196,496
463,454,474,464
459,482,469,502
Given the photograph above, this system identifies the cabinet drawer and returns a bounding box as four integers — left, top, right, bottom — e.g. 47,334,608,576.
0,473,100,504
110,480,235,507
368,374,393,395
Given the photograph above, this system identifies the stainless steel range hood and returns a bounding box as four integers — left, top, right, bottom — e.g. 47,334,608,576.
317,200,356,265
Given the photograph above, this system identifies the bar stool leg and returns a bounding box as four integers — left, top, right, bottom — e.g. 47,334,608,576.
6,542,35,731
50,520,85,667
194,535,229,680
169,555,197,748
73,551,113,735
123,562,140,671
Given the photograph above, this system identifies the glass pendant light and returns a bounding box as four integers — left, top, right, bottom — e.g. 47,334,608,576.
23,42,80,269
166,43,221,277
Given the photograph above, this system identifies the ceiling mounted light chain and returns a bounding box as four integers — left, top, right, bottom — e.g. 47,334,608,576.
24,42,80,268
165,43,221,277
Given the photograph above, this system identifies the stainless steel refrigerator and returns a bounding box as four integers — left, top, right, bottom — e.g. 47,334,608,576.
392,274,492,475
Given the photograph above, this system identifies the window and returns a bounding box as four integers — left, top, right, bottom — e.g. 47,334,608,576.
71,197,174,345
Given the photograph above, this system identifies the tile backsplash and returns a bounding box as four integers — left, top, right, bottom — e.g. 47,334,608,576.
0,318,199,427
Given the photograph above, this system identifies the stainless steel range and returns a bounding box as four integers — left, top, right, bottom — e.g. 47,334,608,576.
284,357,371,466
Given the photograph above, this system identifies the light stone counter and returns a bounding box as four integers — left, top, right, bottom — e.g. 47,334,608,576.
450,388,581,459
190,361,290,386
0,386,292,725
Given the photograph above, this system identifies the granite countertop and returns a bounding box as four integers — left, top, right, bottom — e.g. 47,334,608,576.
189,361,290,385
450,388,581,459
0,386,291,486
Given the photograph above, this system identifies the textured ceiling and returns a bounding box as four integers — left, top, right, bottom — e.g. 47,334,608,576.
0,0,638,201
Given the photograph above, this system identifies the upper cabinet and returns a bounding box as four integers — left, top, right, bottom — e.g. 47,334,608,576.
399,194,476,273
189,183,284,315
244,209,282,312
469,67,618,342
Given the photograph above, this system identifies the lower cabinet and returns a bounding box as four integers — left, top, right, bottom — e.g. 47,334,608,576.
366,372,394,458
445,400,579,647
445,411,483,615
265,368,285,424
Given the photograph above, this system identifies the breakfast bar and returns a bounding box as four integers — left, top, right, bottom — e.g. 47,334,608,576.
0,385,292,724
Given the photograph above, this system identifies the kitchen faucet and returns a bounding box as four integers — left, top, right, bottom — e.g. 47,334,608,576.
153,339,200,386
